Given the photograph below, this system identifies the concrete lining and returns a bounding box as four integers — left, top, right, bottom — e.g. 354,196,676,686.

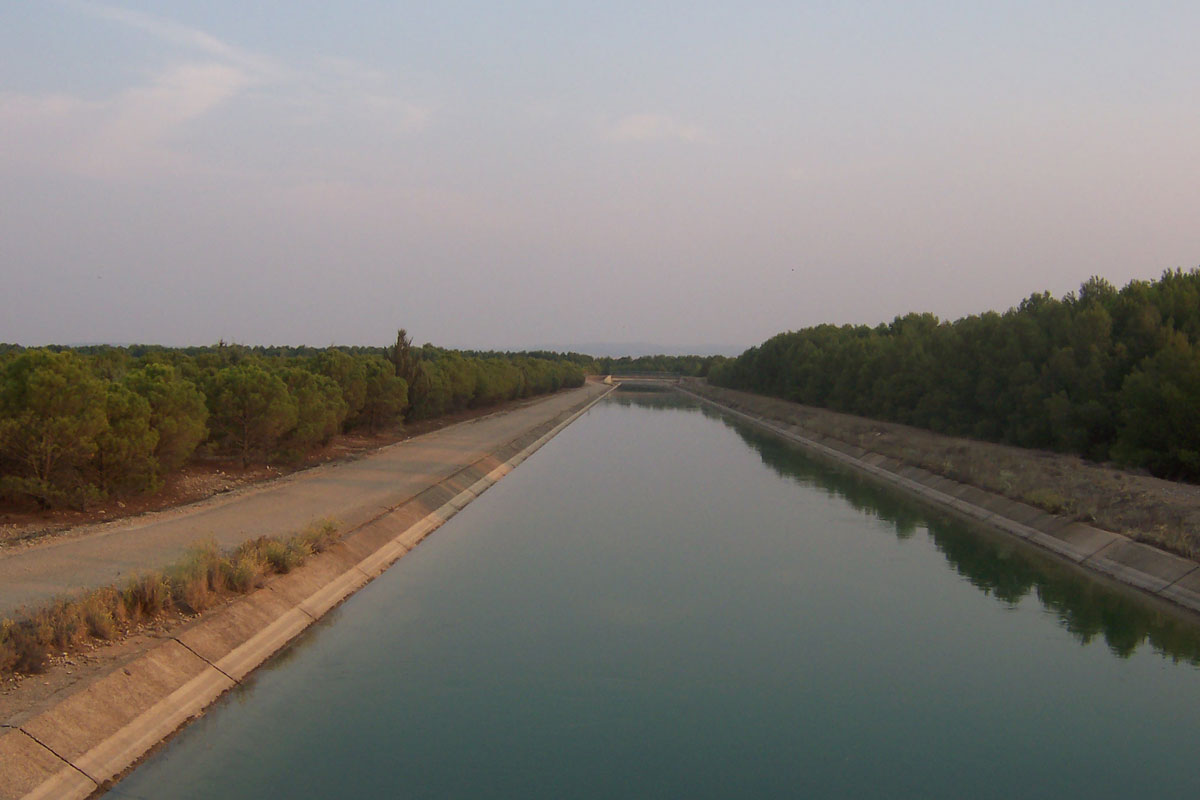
1084,540,1199,593
1160,569,1200,610
1,384,615,800
679,385,1200,618
0,728,97,800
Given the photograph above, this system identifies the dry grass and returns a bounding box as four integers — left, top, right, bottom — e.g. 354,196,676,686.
0,518,340,677
687,380,1200,558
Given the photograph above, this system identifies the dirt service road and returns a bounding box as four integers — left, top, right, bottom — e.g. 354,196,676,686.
0,384,610,618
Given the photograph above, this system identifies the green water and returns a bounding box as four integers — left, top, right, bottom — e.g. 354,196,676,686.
112,393,1200,799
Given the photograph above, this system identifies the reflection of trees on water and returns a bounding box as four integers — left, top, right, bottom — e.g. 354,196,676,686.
729,417,1200,664
614,392,1200,664
608,387,688,404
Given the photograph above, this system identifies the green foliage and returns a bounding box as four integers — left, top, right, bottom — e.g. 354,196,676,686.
388,328,418,385
206,363,298,467
311,349,368,425
0,350,109,508
360,356,409,433
0,337,586,504
1114,332,1200,478
711,268,1200,481
590,353,728,377
279,368,348,460
93,382,159,494
405,347,586,421
124,363,208,471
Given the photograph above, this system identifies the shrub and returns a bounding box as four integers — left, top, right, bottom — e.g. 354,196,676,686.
166,540,229,612
0,621,17,673
2,619,49,674
2,517,341,676
223,552,265,593
41,600,87,651
1025,488,1074,516
262,539,301,574
80,590,120,640
122,572,170,619
295,518,339,555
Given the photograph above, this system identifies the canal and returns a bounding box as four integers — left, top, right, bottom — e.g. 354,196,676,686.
111,391,1200,798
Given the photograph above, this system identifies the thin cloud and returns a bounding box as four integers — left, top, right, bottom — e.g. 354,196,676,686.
607,113,713,144
1,6,432,178
84,62,252,174
77,1,284,79
303,56,432,134
0,62,250,177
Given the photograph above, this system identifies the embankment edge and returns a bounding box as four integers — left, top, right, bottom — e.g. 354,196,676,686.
0,385,616,800
678,384,1200,616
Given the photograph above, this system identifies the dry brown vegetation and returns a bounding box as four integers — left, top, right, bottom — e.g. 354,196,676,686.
0,519,339,677
687,380,1200,558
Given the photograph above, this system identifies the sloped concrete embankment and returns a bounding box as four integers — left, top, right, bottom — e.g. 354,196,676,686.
0,386,614,800
678,385,1200,616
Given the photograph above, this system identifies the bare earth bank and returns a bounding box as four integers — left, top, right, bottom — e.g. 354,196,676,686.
684,379,1200,558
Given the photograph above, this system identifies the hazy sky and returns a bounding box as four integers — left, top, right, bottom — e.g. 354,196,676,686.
3,2,1198,352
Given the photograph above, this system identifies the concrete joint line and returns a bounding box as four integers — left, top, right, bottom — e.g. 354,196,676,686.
1080,539,1120,566
15,726,98,785
70,666,235,785
172,636,239,685
1156,563,1200,594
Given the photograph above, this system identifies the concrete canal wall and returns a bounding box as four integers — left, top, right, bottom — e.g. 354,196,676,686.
0,386,615,800
679,384,1200,617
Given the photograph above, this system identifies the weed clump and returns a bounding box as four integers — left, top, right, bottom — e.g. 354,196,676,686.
122,573,170,620
167,540,227,612
1,517,341,678
296,518,339,554
41,600,87,651
1025,488,1073,516
0,619,50,674
223,552,265,593
81,589,121,640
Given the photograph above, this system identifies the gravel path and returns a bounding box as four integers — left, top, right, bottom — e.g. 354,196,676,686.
0,384,609,618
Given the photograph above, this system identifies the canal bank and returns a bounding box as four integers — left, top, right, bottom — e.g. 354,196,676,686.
102,390,1200,799
678,382,1200,617
0,383,614,800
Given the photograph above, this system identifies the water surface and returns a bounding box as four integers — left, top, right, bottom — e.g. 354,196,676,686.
112,392,1200,799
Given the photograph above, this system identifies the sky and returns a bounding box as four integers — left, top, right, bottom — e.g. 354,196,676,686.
2,1,1198,353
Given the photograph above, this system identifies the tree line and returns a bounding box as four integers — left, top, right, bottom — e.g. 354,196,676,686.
448,350,727,378
0,333,584,509
709,268,1200,481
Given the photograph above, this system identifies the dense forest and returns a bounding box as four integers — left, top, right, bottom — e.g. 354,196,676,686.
462,350,727,378
0,332,584,509
709,269,1200,481
589,354,726,377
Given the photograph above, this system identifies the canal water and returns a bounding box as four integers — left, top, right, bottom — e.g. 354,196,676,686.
112,392,1200,799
